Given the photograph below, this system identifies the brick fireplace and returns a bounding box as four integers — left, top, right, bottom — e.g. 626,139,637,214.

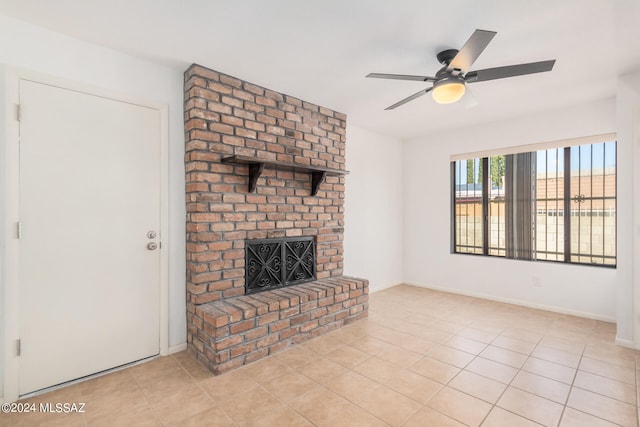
184,64,368,374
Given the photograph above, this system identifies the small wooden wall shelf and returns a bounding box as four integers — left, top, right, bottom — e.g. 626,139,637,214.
221,155,349,196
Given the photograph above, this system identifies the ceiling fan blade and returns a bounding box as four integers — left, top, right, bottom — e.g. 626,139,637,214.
367,73,437,82
466,60,556,83
385,87,432,110
448,29,497,73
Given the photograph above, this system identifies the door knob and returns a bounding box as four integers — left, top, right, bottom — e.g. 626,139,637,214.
147,242,158,251
147,230,157,239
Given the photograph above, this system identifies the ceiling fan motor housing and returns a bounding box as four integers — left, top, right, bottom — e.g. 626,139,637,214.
436,49,459,66
433,74,465,88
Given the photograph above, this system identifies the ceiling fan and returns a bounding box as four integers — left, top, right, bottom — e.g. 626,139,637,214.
367,29,556,109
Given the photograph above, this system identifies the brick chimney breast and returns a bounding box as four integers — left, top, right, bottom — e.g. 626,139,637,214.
184,64,367,374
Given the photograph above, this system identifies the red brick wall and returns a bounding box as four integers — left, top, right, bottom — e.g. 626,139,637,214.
184,64,348,346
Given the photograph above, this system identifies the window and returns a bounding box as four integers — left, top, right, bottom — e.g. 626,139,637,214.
452,139,616,267
453,158,483,254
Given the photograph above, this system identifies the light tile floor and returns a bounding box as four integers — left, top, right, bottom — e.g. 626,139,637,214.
3,284,639,426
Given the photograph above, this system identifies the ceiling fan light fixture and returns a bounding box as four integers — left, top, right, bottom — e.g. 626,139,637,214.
432,78,466,104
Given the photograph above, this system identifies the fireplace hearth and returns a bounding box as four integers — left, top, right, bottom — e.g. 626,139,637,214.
246,237,316,294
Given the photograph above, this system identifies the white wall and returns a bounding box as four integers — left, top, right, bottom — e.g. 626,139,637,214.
616,71,640,346
403,98,622,325
344,125,404,293
0,13,187,389
0,66,7,398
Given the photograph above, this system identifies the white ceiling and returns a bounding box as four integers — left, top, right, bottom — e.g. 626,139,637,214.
2,0,640,139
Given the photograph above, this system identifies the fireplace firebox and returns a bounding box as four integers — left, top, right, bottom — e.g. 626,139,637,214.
245,237,316,294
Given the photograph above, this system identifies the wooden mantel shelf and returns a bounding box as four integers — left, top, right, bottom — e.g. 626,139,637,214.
221,155,349,196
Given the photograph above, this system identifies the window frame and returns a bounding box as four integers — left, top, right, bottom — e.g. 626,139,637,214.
451,138,617,268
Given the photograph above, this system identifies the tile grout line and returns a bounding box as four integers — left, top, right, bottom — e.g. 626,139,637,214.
126,362,166,426
278,348,393,427
350,340,444,426
571,349,638,425
319,351,395,427
477,329,545,427
555,332,586,426
172,353,241,426
552,327,634,426
416,339,484,426
477,330,508,427
419,326,549,426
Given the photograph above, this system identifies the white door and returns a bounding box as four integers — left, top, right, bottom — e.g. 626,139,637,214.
18,80,161,395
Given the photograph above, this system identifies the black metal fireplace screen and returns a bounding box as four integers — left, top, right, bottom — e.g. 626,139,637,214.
245,237,316,294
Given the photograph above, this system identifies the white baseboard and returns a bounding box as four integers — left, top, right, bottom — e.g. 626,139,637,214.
167,343,187,354
370,282,405,294
403,281,616,323
614,337,637,349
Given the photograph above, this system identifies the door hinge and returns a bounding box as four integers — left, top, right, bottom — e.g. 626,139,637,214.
16,104,22,122
17,221,22,239
17,339,21,356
